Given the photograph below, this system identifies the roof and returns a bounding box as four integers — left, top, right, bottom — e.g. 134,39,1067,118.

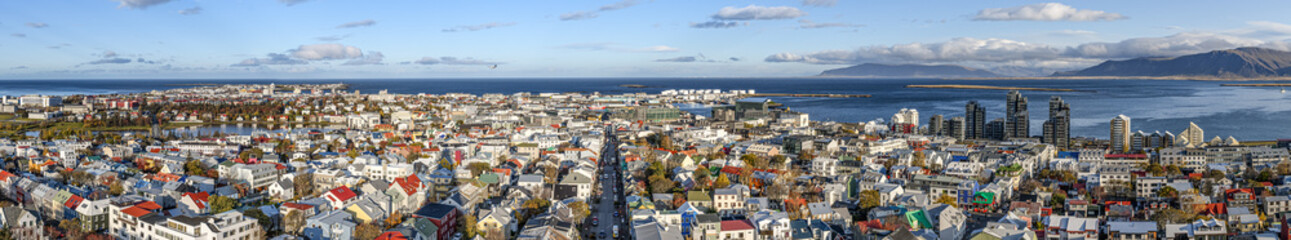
1108,221,1158,234
720,219,755,231
121,206,151,218
413,203,457,219
326,186,358,202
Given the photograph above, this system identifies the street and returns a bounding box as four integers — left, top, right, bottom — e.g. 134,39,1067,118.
587,126,630,239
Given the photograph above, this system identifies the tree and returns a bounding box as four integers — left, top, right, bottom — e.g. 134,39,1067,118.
209,195,237,213
693,167,713,190
483,226,507,240
934,194,957,207
1146,163,1164,176
568,201,592,224
1151,208,1195,226
468,162,492,176
294,173,315,197
713,173,731,189
354,222,383,240
859,190,881,209
1205,170,1225,179
244,209,274,235
283,211,306,235
911,151,927,167
648,175,675,194
58,219,86,239
1166,165,1183,176
1158,186,1179,198
184,160,207,176
109,181,124,196
459,213,479,239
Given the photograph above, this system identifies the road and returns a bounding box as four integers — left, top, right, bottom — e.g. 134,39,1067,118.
587,126,630,239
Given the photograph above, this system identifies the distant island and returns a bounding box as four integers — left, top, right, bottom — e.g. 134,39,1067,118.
905,84,1095,92
819,63,1003,78
619,84,650,88
1053,47,1291,79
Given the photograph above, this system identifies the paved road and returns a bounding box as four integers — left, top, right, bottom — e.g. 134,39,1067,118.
588,127,629,239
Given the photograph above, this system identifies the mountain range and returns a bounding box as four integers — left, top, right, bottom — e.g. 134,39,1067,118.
820,47,1291,79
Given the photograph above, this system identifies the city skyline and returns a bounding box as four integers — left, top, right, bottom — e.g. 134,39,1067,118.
4,0,1291,78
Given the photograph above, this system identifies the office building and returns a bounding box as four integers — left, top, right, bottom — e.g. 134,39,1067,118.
965,101,985,139
947,117,965,140
1004,91,1028,139
1110,115,1131,153
1043,96,1071,149
985,118,1005,141
928,114,945,136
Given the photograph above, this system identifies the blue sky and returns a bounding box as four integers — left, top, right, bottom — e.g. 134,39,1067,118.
4,0,1291,79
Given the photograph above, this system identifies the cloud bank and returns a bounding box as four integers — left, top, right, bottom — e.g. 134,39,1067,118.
560,0,640,21
973,3,1126,22
336,19,376,29
442,22,516,32
712,5,806,20
115,0,172,9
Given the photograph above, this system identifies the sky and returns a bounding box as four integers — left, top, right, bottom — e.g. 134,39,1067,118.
4,0,1291,79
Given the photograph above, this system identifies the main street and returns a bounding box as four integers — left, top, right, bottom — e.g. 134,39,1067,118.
587,126,630,239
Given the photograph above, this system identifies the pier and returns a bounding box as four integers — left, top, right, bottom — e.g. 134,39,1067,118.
743,93,871,98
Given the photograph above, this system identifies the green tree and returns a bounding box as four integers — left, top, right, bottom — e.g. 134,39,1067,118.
859,190,881,209
693,167,712,190
648,175,675,194
1151,208,1195,226
243,209,274,235
1146,163,1164,176
184,160,206,176
459,213,479,239
209,195,237,213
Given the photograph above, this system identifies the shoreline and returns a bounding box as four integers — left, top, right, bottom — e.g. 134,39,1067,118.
904,84,1096,92
1220,83,1291,87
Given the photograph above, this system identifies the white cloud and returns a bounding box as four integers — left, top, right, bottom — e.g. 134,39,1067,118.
290,44,364,60
316,35,350,42
114,0,172,9
336,19,376,29
1066,32,1279,58
802,0,836,7
690,21,742,29
414,56,500,65
343,51,384,65
11,33,25,38
1051,29,1097,36
798,19,862,29
26,22,48,28
442,22,516,32
559,43,680,52
655,56,697,62
232,53,306,67
712,5,806,20
767,37,1062,64
178,7,202,15
103,51,118,58
87,58,132,65
279,0,308,6
560,0,639,21
973,3,1126,22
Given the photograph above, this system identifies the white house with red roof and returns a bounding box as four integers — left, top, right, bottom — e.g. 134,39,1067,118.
178,192,210,214
321,186,359,210
719,219,756,240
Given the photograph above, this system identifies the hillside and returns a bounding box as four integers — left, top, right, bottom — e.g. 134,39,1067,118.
1054,47,1291,78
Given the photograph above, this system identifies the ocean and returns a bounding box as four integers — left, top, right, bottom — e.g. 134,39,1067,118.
2,78,1290,140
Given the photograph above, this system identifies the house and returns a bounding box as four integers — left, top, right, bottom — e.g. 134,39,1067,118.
1043,215,1098,240
1106,221,1157,240
925,204,966,240
178,192,210,214
751,210,791,240
477,208,516,239
412,203,460,240
268,178,295,201
321,186,359,210
713,188,746,217
688,191,713,209
1163,219,1227,240
719,219,756,240
303,210,357,240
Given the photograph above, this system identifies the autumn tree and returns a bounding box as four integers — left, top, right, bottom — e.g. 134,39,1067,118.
283,211,306,235
568,201,592,224
354,222,383,240
294,173,315,197
209,195,237,213
694,167,713,190
1158,186,1179,198
468,162,492,176
934,194,957,207
859,190,881,209
648,175,675,194
713,173,731,189
459,213,479,239
911,151,927,167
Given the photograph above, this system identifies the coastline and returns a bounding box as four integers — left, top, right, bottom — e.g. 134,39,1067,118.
904,84,1096,92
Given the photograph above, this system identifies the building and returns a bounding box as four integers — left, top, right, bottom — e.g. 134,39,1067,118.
1163,219,1226,240
1005,91,1028,139
231,163,281,190
718,220,756,240
1043,96,1071,149
1177,122,1205,147
412,203,460,240
890,108,919,134
1044,215,1098,240
928,115,945,136
985,118,1006,141
19,95,61,107
965,101,986,139
1110,115,1131,153
1159,147,1206,171
1106,221,1158,240
947,117,966,140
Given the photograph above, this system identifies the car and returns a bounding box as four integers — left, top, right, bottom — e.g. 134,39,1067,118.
613,212,620,217
598,232,607,239
592,217,599,226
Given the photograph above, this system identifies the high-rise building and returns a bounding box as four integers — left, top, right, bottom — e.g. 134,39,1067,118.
1177,122,1204,146
890,108,919,134
1004,91,1029,139
947,117,966,140
1131,131,1146,151
928,114,945,136
965,101,986,139
985,118,1006,140
1110,115,1132,153
1042,96,1071,149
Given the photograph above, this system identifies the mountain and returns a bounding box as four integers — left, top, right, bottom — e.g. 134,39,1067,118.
1055,47,1291,78
820,63,1003,78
